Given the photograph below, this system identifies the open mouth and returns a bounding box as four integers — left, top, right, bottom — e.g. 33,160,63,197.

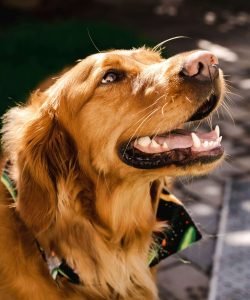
119,93,224,169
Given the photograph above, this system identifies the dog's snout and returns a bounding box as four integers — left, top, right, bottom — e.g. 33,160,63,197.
180,50,219,81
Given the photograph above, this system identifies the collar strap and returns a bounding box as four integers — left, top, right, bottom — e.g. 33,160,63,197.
36,242,80,284
1,163,202,284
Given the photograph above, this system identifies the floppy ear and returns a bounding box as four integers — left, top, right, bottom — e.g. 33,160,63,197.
16,107,77,234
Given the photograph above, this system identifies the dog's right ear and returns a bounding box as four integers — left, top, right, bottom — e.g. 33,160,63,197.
2,100,77,234
17,106,78,234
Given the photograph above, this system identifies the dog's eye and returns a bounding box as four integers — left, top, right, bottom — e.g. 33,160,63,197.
101,70,124,84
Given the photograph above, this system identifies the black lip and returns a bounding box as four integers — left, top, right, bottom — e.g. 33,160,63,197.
188,94,219,121
119,145,224,170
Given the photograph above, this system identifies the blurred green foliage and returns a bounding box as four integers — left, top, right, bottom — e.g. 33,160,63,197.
0,20,152,116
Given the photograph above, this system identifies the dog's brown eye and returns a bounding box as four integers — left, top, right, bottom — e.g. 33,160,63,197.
101,70,124,84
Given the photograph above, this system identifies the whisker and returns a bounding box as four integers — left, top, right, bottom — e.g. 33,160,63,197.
134,112,162,146
216,108,220,119
135,94,166,117
224,80,234,85
185,96,192,103
96,169,101,188
224,95,233,104
161,96,169,115
103,173,111,195
225,93,234,103
221,102,235,124
207,114,213,130
195,120,202,131
122,108,160,156
87,28,101,53
152,127,161,140
129,99,164,136
225,90,243,99
153,36,190,52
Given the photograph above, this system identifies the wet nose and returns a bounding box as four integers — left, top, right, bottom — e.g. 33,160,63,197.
181,50,219,81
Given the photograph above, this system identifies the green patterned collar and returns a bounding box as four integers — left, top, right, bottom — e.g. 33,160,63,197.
1,162,202,284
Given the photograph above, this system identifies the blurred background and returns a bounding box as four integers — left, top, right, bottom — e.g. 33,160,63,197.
0,0,249,299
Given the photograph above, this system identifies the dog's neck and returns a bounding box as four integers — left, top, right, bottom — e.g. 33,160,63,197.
35,175,157,298
95,177,156,243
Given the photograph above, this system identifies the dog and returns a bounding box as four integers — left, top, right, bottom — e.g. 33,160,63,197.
0,47,225,299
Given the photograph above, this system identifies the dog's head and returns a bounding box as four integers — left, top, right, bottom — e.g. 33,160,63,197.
2,47,225,233
52,48,225,179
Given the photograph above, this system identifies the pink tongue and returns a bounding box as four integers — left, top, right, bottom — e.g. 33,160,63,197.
134,130,219,154
154,135,192,149
155,131,217,150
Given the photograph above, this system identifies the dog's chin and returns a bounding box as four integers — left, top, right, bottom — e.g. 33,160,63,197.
118,93,224,171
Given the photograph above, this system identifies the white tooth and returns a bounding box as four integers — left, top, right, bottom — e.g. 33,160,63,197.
215,125,220,138
203,141,209,147
191,133,201,148
218,136,222,143
137,136,151,147
209,141,214,146
151,139,160,148
162,142,169,149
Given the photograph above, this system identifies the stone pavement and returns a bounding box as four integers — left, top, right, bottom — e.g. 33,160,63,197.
209,179,250,300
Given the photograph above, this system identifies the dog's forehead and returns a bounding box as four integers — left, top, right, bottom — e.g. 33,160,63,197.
91,48,163,67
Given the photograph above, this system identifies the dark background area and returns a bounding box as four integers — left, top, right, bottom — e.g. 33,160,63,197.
0,0,249,116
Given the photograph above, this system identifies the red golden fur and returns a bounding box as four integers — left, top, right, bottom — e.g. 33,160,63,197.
0,48,225,299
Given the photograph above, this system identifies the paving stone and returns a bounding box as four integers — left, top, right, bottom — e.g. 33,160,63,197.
222,139,248,156
239,118,250,132
186,202,219,234
180,237,216,273
229,104,250,121
182,178,224,208
208,180,250,300
157,254,182,271
172,183,201,205
217,120,245,139
232,155,250,172
157,264,209,300
238,135,250,147
212,161,243,179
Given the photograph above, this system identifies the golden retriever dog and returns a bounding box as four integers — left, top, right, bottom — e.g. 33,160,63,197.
0,47,225,299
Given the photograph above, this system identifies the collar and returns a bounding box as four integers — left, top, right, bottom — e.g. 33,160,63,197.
1,163,202,284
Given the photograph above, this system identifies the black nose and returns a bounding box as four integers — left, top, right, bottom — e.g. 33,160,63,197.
180,50,219,81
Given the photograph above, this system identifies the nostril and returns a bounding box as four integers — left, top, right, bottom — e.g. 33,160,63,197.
180,61,204,78
180,51,219,81
180,61,205,78
197,62,204,76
